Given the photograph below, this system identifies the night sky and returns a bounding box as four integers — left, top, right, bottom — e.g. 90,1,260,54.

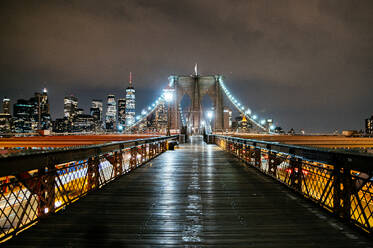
1,0,372,132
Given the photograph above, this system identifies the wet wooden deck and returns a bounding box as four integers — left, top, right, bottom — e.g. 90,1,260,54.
4,137,372,247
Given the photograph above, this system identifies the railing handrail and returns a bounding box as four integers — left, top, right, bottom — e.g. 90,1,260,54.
0,135,179,177
212,135,373,173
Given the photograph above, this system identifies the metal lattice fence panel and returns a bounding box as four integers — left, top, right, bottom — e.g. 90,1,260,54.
0,136,177,243
214,135,373,235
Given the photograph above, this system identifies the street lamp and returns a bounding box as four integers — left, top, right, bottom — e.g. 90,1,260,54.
163,85,174,136
206,110,214,134
118,124,123,132
207,111,213,120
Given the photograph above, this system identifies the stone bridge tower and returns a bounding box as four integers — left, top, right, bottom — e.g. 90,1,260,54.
169,74,224,134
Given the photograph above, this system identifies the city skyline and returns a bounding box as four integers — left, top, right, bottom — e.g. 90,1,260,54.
0,68,370,134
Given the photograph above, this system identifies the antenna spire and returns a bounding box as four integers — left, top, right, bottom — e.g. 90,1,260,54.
194,63,198,76
129,72,132,86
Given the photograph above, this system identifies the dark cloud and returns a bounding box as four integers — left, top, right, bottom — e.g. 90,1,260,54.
0,0,372,132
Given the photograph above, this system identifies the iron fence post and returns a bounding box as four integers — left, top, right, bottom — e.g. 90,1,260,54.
245,143,250,162
37,163,56,218
268,151,277,177
341,163,352,220
130,146,137,168
254,146,261,168
88,156,100,190
332,162,342,215
289,157,302,191
118,145,124,176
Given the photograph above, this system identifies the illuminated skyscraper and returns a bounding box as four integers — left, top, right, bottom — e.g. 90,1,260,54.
223,107,232,131
2,97,10,114
64,95,78,120
30,88,51,129
13,99,33,133
117,98,126,130
90,99,103,131
125,72,136,127
91,99,103,121
366,116,373,134
151,99,168,133
105,95,116,131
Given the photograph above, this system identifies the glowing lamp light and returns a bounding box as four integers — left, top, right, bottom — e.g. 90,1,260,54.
163,85,175,103
260,119,266,125
148,106,152,110
252,115,257,120
152,103,155,107
270,125,275,130
136,116,141,120
141,110,147,115
164,91,174,102
118,125,123,131
55,201,62,208
246,109,252,115
207,111,213,120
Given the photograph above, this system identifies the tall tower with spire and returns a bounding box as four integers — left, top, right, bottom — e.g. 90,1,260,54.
125,72,136,128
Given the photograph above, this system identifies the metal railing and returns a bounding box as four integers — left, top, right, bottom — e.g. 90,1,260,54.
209,135,373,235
0,135,178,243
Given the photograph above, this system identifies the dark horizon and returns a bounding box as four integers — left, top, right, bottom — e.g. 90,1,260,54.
1,0,372,133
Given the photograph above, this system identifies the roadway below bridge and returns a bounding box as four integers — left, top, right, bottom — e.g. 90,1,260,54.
4,136,372,247
0,134,159,148
225,133,373,149
2,133,373,150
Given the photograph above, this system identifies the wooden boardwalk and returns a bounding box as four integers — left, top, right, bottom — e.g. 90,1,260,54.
4,137,372,247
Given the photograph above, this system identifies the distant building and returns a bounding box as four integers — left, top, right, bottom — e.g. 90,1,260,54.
2,97,10,114
105,95,116,131
64,95,78,120
125,72,136,127
231,116,240,131
152,99,168,133
266,119,273,132
90,99,103,121
366,116,373,134
29,88,51,130
76,108,84,115
274,126,284,134
73,114,95,133
117,98,126,130
237,115,250,133
146,99,167,133
8,89,51,133
53,118,70,133
223,107,232,131
90,99,103,131
13,99,34,133
0,113,11,133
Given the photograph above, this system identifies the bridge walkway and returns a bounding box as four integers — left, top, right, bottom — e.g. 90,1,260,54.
4,137,372,247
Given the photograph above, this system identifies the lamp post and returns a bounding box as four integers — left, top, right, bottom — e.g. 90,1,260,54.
163,85,174,136
206,110,213,134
